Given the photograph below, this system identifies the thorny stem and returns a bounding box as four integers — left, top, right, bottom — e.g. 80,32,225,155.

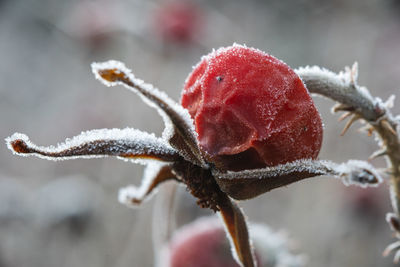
296,64,400,260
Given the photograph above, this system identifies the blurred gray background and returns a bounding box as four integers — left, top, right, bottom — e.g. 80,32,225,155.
1,0,400,266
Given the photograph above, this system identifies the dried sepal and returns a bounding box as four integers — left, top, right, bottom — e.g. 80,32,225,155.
119,162,177,207
213,159,382,200
91,60,206,167
6,128,180,163
218,195,256,267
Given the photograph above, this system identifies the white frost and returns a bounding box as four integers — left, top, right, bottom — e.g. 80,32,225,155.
331,159,383,188
91,60,197,143
214,159,326,180
214,159,382,188
118,162,170,208
6,128,177,163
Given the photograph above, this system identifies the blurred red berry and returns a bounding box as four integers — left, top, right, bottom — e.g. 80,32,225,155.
163,217,304,267
344,187,386,219
153,0,203,44
167,220,240,267
181,45,323,171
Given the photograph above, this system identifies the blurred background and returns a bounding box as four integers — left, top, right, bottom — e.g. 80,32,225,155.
1,0,400,266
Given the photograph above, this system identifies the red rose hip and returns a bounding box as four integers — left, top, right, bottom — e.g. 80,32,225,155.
181,45,323,171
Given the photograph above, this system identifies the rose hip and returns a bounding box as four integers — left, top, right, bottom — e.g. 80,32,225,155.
181,45,323,171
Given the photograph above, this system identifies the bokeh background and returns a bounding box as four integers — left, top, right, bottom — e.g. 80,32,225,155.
1,0,400,266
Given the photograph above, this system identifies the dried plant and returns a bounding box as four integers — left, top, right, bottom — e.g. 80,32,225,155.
6,45,396,266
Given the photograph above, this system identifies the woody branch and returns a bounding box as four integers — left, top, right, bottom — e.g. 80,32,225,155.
296,64,400,261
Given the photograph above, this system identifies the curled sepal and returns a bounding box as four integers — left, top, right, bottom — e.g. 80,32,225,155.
119,162,177,207
213,159,382,200
6,128,180,163
91,60,206,167
218,195,256,267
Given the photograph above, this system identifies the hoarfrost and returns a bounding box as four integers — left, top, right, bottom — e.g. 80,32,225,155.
332,160,383,187
213,159,327,180
295,65,350,89
214,159,382,188
91,60,197,144
5,128,178,163
295,64,376,103
218,207,245,267
119,162,170,208
296,64,383,122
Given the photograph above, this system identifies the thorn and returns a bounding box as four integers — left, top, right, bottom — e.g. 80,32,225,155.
369,148,388,160
350,62,359,85
381,120,397,135
367,127,375,137
338,112,352,122
340,115,361,136
357,125,375,136
385,95,396,109
332,103,354,113
384,168,395,175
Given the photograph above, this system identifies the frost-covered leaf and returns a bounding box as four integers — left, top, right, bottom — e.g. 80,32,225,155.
213,159,382,200
91,60,206,167
119,162,176,207
6,128,180,163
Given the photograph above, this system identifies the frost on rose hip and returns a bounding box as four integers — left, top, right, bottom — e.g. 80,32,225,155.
181,45,323,171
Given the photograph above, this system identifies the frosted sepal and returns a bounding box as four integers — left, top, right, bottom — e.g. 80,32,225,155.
91,60,206,167
119,162,175,208
215,159,382,187
6,128,179,163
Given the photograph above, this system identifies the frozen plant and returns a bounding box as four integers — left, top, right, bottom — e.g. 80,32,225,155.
5,44,389,266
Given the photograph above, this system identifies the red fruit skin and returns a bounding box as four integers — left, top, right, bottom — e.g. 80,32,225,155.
181,45,323,171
